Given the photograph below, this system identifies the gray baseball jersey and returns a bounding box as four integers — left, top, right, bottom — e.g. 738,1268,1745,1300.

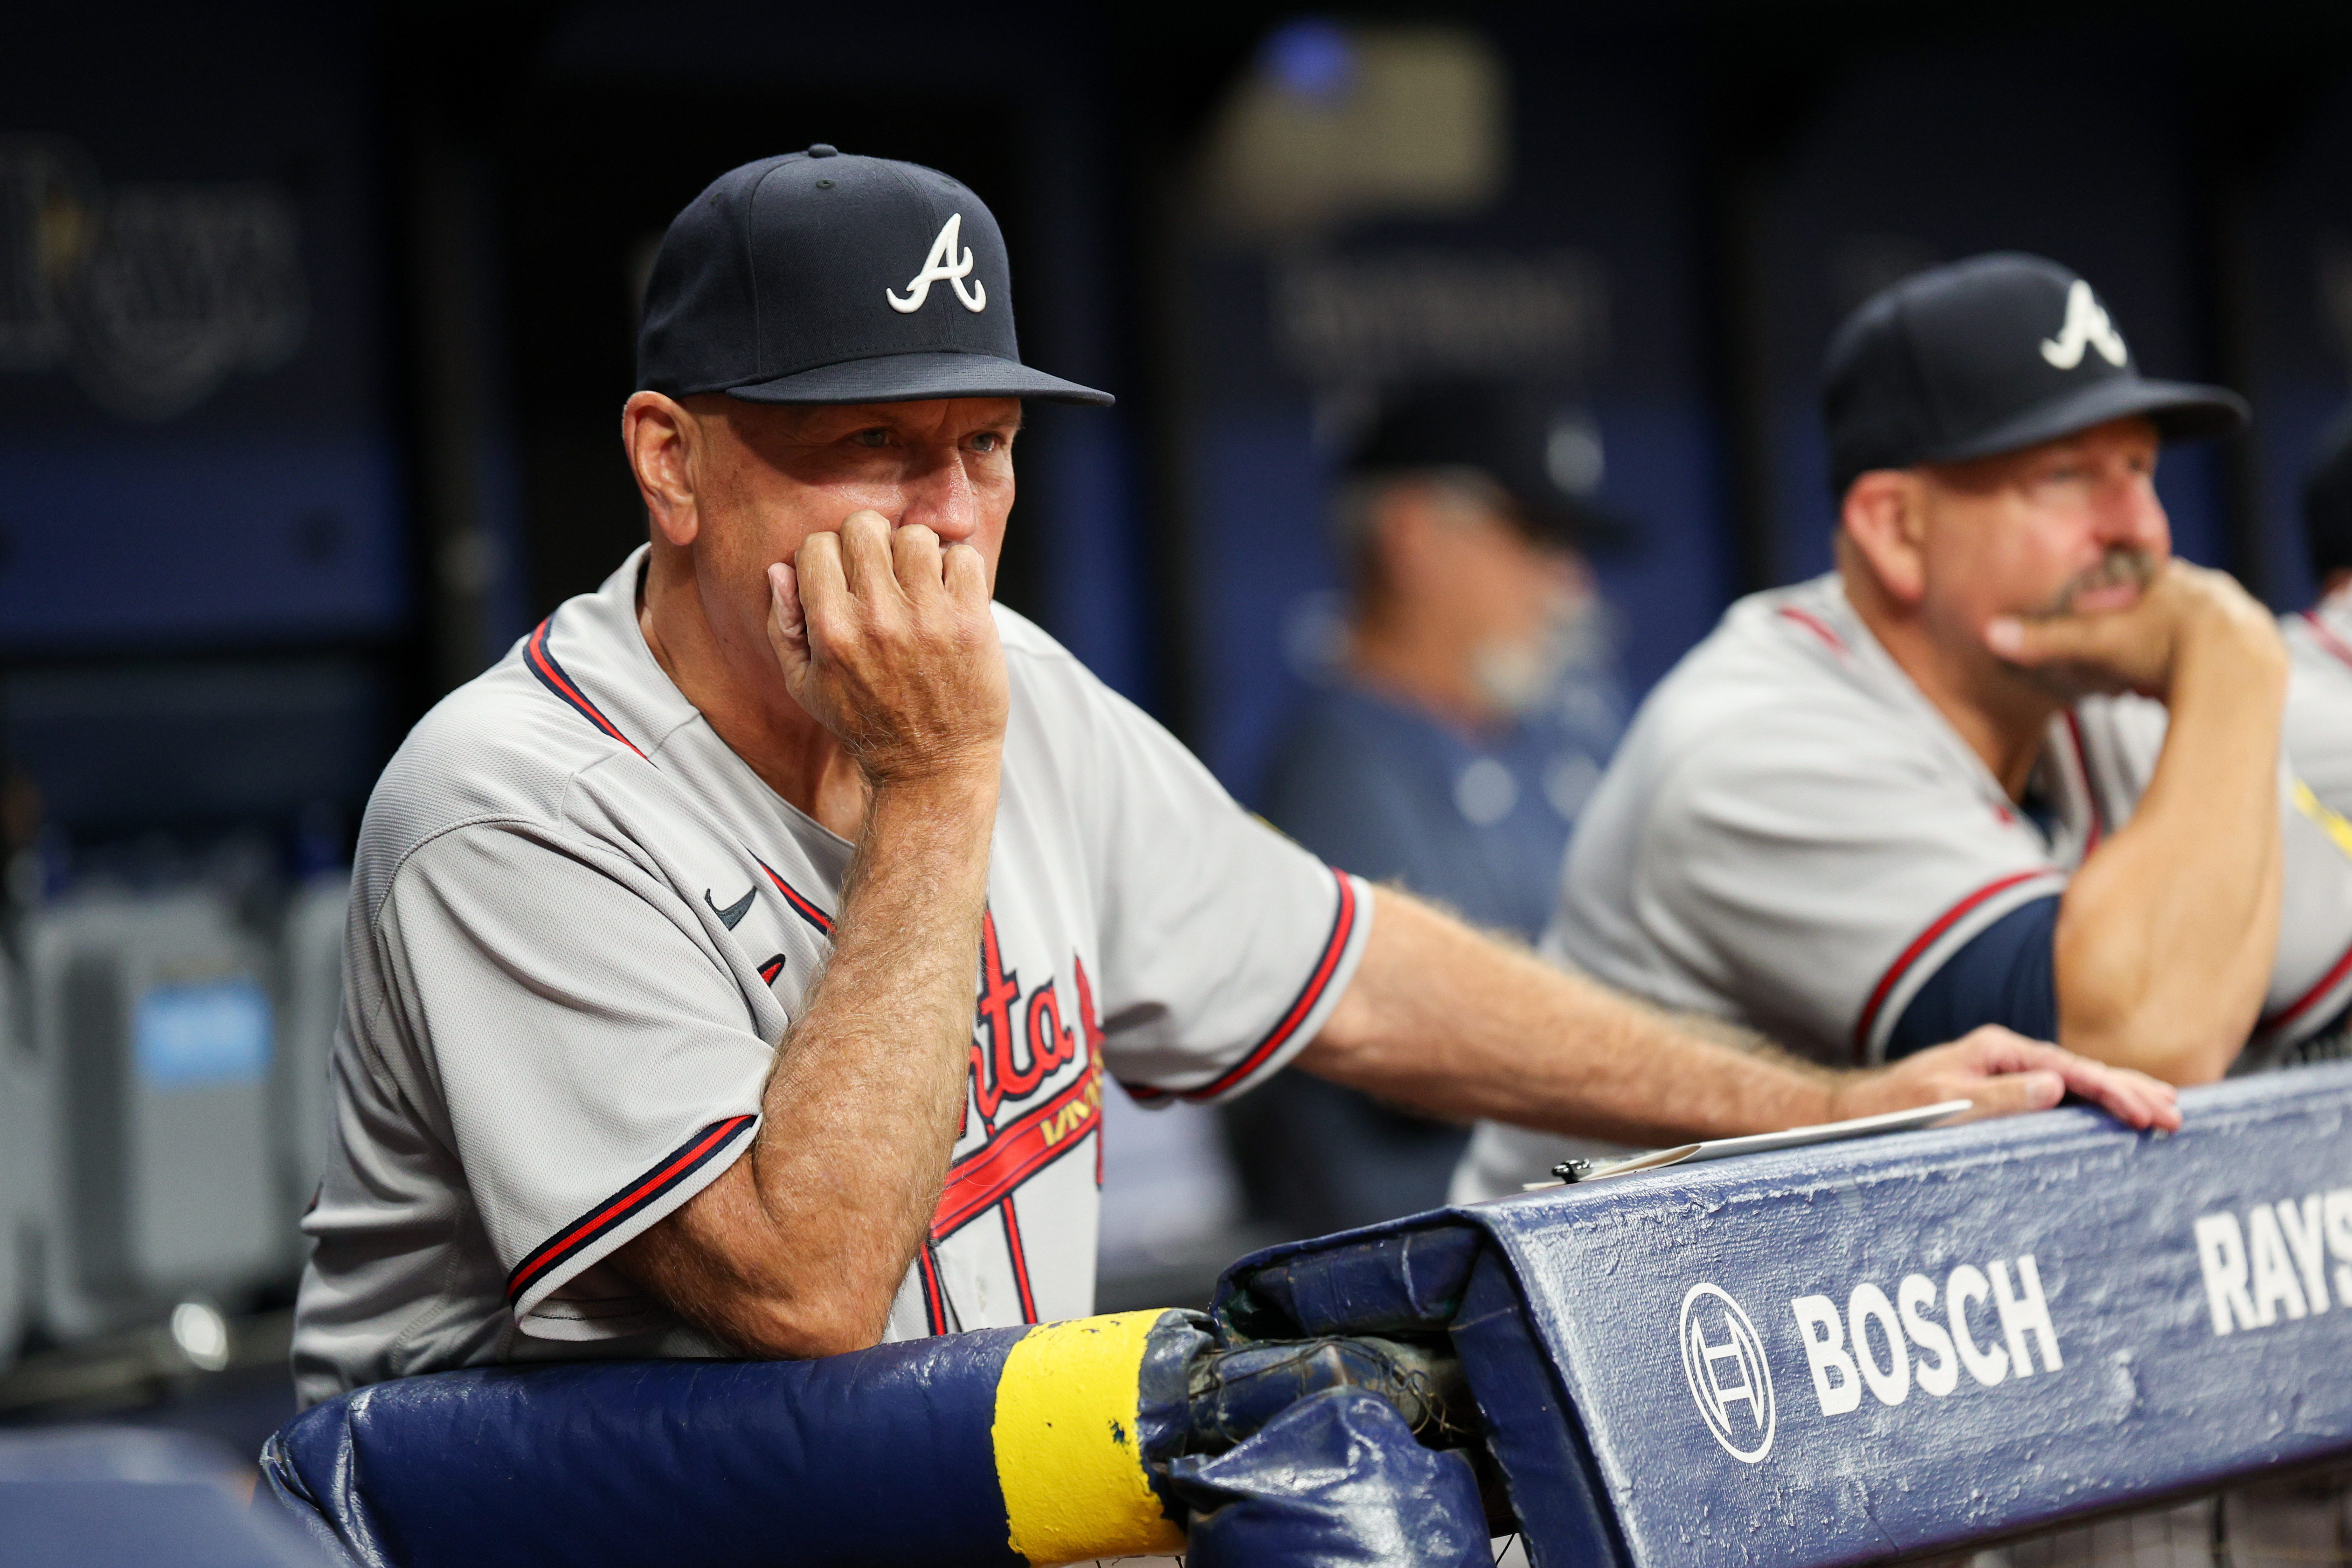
292,548,1369,1405
2283,586,2352,820
1454,573,2352,1201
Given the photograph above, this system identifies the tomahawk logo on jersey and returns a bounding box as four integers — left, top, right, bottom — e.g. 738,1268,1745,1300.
291,547,1370,1405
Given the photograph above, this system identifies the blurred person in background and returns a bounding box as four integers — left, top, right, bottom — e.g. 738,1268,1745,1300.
1228,384,1629,1238
2283,408,2352,822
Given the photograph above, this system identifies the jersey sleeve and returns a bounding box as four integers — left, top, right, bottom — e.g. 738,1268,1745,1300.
1063,675,1373,1104
370,824,771,1339
1639,714,2066,1064
1885,895,2061,1057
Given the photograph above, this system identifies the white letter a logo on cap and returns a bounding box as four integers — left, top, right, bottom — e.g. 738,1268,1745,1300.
886,214,987,315
2040,279,2127,370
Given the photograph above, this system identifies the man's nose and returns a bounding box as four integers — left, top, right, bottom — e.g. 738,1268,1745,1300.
898,447,981,542
2096,464,2168,549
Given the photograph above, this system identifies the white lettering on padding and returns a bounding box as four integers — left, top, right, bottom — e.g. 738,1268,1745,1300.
2248,1205,2310,1325
1989,1255,2062,1375
1792,1294,1861,1416
2196,1213,2257,1335
1947,1264,2009,1386
1899,1273,1958,1398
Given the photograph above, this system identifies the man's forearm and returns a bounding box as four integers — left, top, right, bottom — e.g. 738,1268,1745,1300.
619,767,997,1355
2057,633,2285,1082
1299,888,1839,1145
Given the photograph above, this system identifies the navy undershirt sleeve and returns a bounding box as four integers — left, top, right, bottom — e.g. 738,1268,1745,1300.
1885,894,2061,1059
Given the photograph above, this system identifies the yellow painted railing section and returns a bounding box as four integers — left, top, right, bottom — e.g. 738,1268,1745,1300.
991,1310,1189,1564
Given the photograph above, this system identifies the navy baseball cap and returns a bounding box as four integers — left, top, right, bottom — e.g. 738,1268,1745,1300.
636,145,1111,406
1346,383,1633,554
1822,253,2245,494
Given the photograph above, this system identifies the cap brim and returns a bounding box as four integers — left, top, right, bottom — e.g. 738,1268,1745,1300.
722,351,1113,407
1931,376,2248,467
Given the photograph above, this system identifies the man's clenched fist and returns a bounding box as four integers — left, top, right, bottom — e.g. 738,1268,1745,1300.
765,509,1010,786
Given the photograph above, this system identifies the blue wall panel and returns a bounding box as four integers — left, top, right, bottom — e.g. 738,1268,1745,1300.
0,436,405,650
0,6,406,652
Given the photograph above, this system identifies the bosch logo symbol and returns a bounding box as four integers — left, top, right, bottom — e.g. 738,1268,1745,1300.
1680,1282,1776,1463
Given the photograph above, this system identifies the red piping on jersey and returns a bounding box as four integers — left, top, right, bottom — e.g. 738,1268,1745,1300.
931,1061,1103,1240
916,1243,948,1336
1778,605,1849,657
2062,710,2105,851
505,1113,757,1305
1000,1198,1040,1324
1851,870,2058,1061
524,617,648,760
1129,868,1359,1106
2259,937,2352,1037
752,855,835,936
2300,609,2352,673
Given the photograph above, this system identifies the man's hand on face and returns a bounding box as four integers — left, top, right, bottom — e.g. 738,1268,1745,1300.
1984,556,2284,702
1831,1025,2182,1132
764,508,1010,787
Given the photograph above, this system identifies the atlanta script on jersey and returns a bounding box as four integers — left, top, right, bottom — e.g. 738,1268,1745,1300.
291,549,1370,1406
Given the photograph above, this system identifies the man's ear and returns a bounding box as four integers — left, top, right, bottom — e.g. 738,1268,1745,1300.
1840,471,1929,607
623,391,699,547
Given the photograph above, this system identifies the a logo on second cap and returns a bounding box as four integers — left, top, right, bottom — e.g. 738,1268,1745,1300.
2039,278,2127,370
1680,1282,1776,1463
886,213,987,315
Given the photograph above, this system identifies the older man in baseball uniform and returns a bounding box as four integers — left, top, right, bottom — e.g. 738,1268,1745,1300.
1458,252,2342,1202
292,160,2172,1406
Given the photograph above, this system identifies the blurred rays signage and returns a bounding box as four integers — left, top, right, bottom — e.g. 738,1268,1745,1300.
0,136,307,420
1200,21,1508,239
1274,248,1608,389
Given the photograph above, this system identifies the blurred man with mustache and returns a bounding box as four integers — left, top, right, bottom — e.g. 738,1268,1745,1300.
1459,253,2352,1202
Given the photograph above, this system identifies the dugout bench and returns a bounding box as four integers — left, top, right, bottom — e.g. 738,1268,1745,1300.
261,1063,2352,1567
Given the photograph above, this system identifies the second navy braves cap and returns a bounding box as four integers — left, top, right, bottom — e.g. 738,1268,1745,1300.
1346,383,1633,553
1822,253,2244,494
636,145,1111,407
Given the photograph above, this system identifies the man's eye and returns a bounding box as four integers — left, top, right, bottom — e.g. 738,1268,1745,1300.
971,432,1000,453
852,429,890,448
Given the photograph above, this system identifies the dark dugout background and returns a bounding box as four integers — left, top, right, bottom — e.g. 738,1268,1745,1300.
8,3,2352,847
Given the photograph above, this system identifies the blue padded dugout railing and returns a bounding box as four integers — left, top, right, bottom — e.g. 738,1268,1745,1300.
1217,1060,2352,1567
263,1064,2352,1568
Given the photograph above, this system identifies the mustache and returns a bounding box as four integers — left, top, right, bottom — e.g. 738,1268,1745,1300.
2042,547,2157,616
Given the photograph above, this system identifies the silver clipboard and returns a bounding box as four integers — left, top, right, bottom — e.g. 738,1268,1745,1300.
1522,1098,1975,1191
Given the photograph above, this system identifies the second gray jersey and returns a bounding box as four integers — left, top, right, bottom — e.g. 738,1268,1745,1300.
1456,573,2352,1201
